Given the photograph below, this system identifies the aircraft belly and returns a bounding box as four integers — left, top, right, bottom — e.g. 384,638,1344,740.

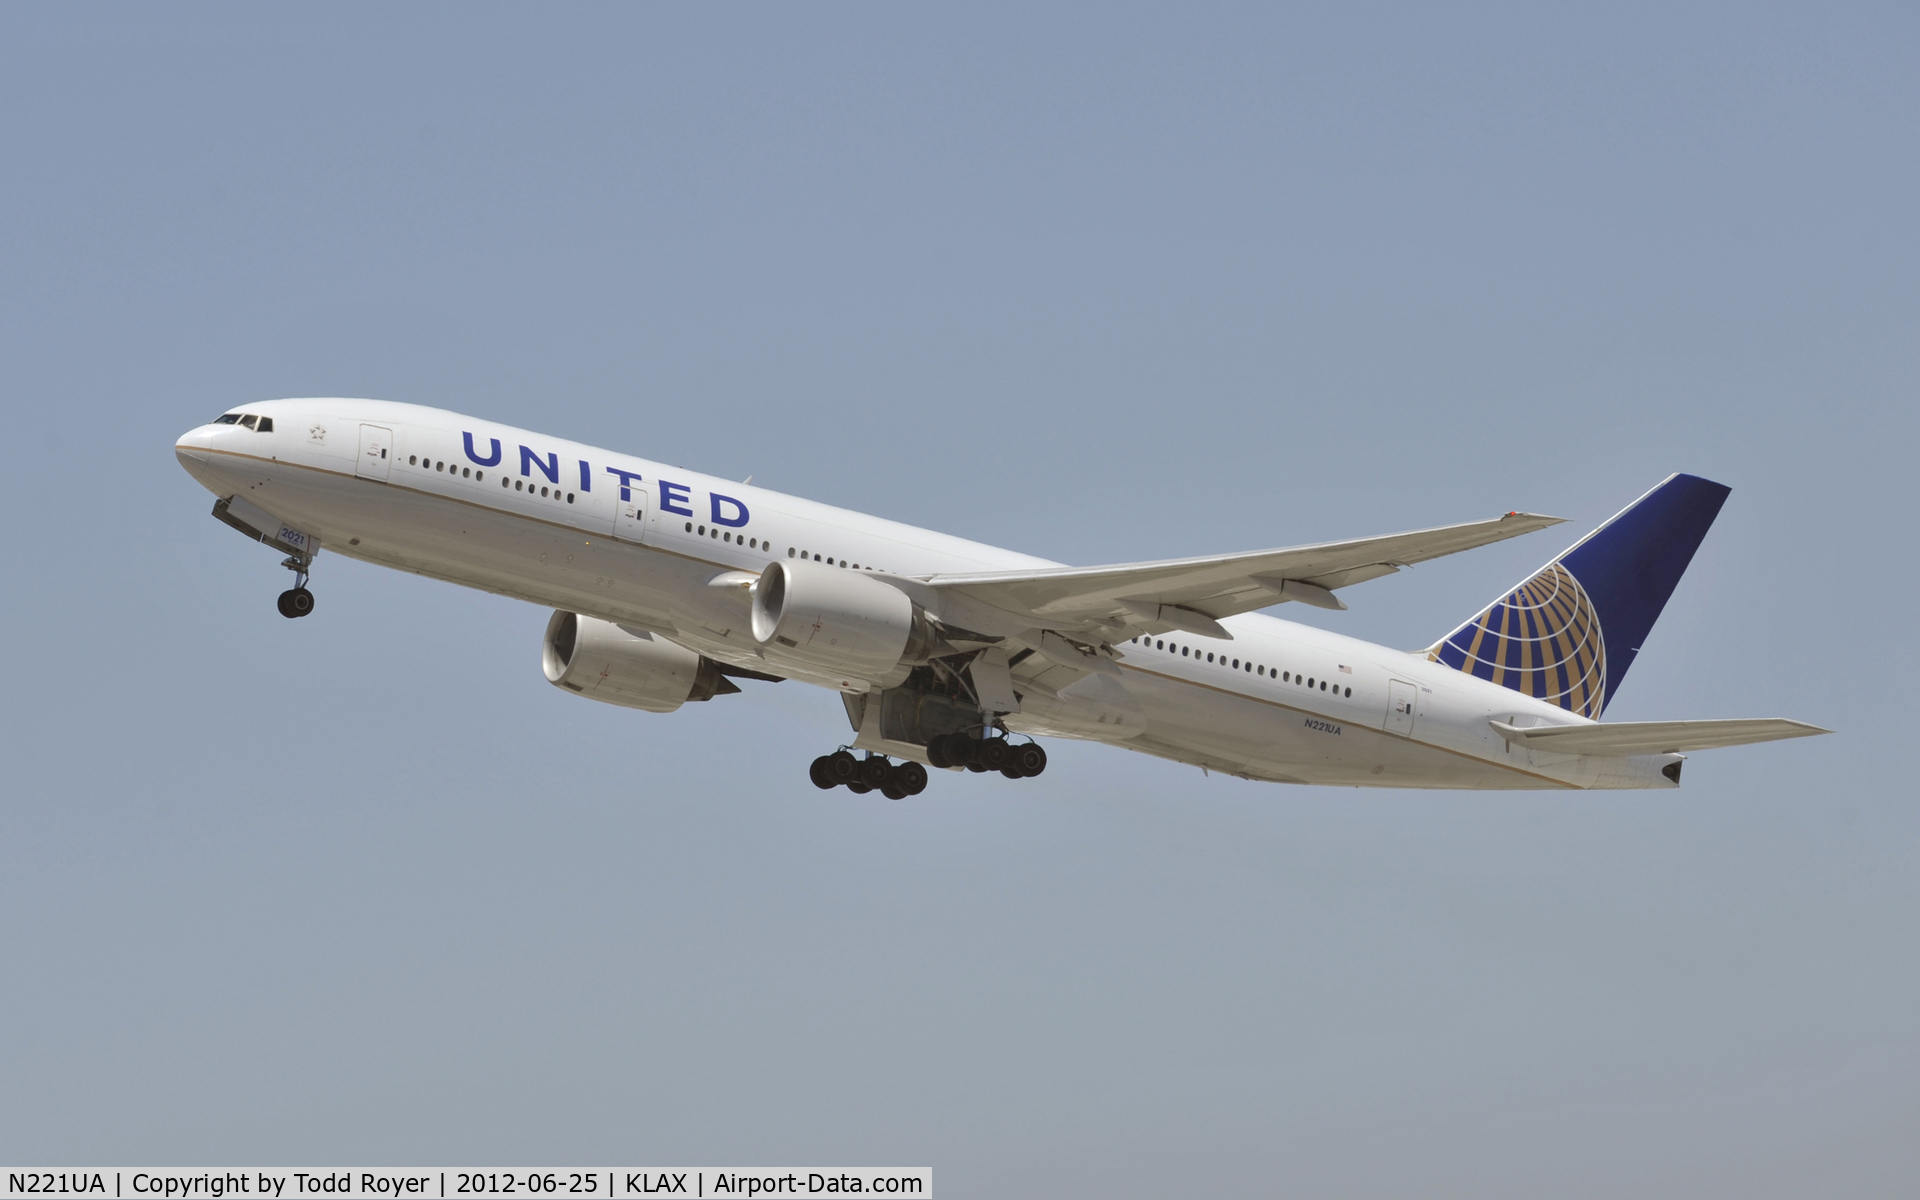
1121,669,1269,772
1008,670,1149,742
240,461,697,631
1118,667,1568,789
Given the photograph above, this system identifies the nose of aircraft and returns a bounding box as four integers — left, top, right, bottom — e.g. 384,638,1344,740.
175,423,218,485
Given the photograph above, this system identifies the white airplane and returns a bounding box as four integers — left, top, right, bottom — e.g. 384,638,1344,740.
175,399,1826,797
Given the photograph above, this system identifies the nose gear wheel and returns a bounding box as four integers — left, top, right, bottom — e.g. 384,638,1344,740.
276,550,317,619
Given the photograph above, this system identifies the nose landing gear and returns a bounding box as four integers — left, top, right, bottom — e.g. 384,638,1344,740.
276,551,316,619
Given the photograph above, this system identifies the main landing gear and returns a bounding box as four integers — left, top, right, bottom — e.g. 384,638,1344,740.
810,751,929,800
927,732,1047,779
807,734,1048,798
276,550,316,619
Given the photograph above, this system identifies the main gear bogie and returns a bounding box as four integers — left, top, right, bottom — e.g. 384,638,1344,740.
808,751,929,799
925,731,1047,780
806,736,1043,797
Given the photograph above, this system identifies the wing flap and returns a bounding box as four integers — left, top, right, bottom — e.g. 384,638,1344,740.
1489,718,1830,756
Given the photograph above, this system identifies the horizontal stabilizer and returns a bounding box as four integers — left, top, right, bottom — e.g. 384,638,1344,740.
1489,717,1830,756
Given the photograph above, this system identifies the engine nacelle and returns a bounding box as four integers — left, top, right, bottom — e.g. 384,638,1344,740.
749,558,938,686
542,611,738,713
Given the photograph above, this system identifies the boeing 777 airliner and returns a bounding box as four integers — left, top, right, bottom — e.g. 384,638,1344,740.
175,400,1826,798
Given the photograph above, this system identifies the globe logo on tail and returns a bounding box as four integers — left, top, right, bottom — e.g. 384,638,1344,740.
1428,562,1608,719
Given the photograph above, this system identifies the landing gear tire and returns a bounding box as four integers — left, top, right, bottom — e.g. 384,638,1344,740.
979,738,1012,772
934,732,975,767
827,750,860,785
809,756,836,790
816,751,931,797
1012,743,1047,777
925,737,953,770
895,761,929,796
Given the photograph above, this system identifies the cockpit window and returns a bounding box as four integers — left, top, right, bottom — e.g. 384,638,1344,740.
213,412,273,431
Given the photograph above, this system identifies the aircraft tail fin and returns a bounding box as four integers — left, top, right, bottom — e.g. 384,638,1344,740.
1425,473,1731,717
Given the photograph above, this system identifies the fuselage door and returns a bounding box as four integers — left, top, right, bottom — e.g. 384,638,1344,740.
356,424,393,481
613,485,650,544
1386,679,1417,736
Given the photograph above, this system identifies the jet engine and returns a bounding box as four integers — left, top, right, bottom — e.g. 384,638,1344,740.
749,558,944,686
542,611,739,712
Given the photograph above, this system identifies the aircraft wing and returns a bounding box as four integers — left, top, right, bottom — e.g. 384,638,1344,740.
1489,718,1831,756
922,510,1565,640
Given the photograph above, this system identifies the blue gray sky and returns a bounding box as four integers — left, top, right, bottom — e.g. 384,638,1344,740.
2,4,1915,1196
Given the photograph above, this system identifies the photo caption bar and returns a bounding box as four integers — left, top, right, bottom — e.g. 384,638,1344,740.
2,1173,929,1200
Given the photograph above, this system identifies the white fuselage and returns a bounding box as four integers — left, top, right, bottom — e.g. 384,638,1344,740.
175,399,1679,790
